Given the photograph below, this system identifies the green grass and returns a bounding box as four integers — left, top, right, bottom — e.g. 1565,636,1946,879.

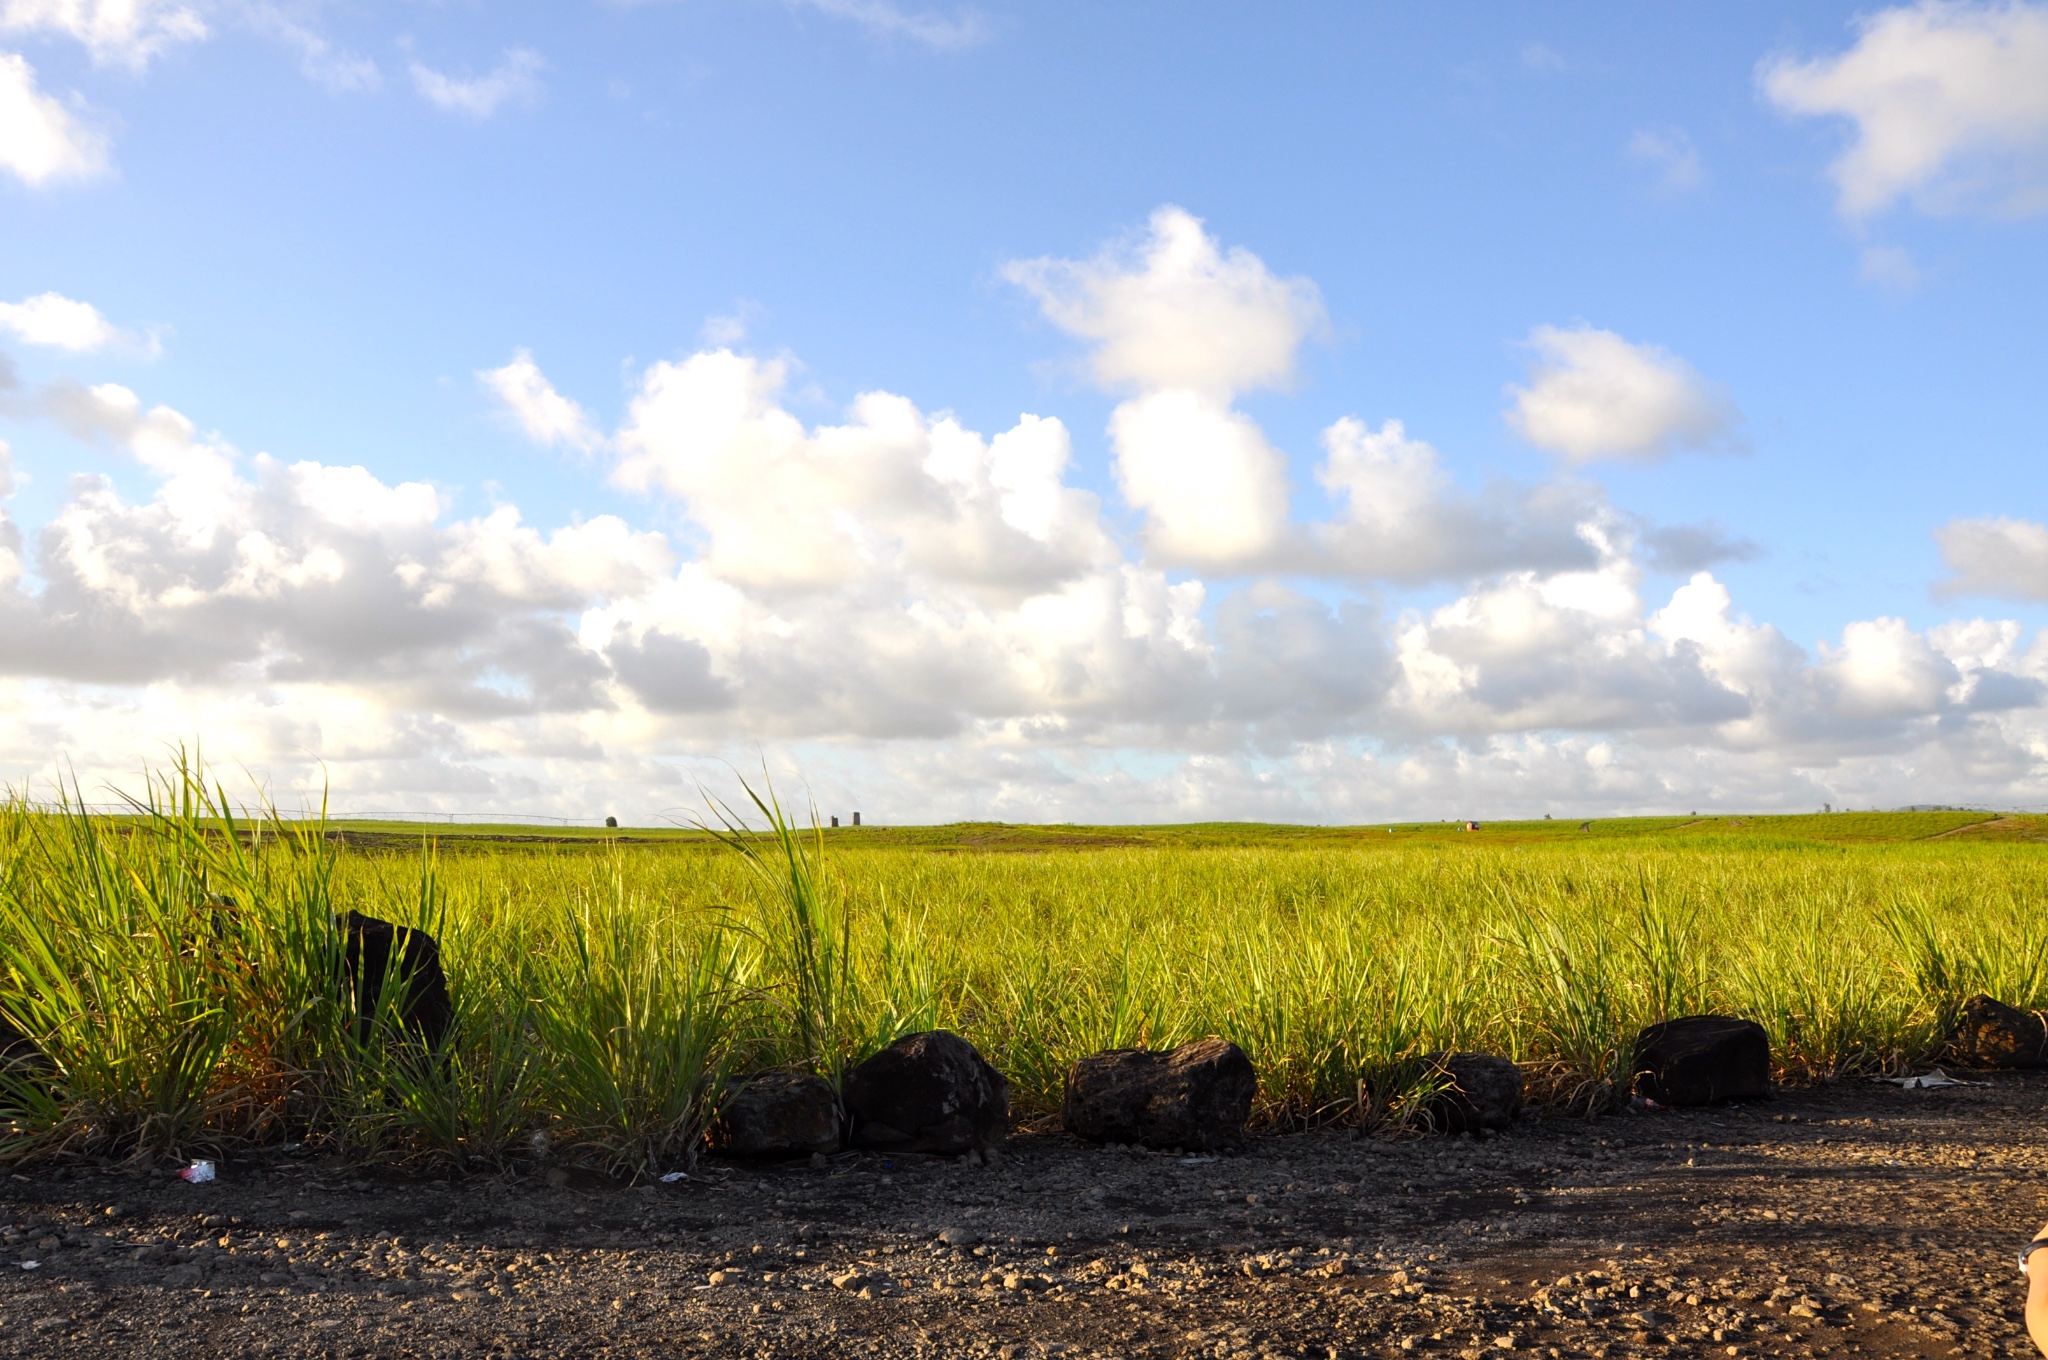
0,761,2042,1170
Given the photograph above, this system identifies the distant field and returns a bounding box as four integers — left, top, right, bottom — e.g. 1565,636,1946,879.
313,807,2039,850
3,771,2044,1173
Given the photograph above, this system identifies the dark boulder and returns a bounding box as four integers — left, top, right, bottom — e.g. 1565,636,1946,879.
1417,1051,1522,1132
716,1072,841,1157
1062,1037,1256,1151
1632,1015,1770,1105
339,911,454,1051
1950,994,2046,1068
842,1031,1008,1155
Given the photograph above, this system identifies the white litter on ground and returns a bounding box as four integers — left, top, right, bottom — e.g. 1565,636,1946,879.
1876,1069,1984,1089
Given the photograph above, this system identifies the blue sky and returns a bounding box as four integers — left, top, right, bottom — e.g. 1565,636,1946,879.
1,1,2045,821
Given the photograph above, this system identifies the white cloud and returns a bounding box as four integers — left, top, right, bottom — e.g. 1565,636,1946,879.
0,438,19,591
1003,212,1625,582
1762,0,2048,217
481,350,604,454
1312,418,1599,582
410,48,543,119
0,385,668,713
1107,389,1288,571
0,0,204,70
0,50,107,186
1629,126,1705,194
1003,205,1325,397
790,0,986,50
1936,515,2048,600
1,355,2043,819
1821,616,1959,720
1,210,2044,820
0,290,149,353
609,347,1110,596
1506,324,1740,464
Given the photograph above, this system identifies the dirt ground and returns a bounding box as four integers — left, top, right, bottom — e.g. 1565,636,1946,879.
1,1073,2043,1359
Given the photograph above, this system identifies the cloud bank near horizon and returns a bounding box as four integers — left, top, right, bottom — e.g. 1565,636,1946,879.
0,206,2044,823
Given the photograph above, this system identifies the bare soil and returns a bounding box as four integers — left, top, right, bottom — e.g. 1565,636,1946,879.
1,1074,2042,1359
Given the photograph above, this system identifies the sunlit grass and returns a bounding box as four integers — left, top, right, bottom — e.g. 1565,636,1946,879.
0,759,2042,1167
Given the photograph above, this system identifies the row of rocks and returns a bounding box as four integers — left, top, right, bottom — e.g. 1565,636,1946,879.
0,903,1780,1160
321,921,2048,1089
314,916,1774,1131
718,1012,1779,1159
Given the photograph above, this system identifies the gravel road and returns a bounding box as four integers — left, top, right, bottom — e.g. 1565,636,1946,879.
0,1073,2041,1358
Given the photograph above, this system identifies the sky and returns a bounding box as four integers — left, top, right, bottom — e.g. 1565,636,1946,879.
1,0,2046,824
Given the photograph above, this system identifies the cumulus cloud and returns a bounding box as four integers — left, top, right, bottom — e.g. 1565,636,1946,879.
1001,209,1608,581
0,387,669,713
0,291,150,354
1762,0,2048,217
1312,418,1599,581
1636,521,1762,575
410,48,543,119
352,339,2048,799
609,348,1111,597
1003,206,1325,397
0,50,108,185
0,438,20,590
4,353,2044,819
1506,324,1741,464
1107,389,1289,570
3,209,2045,821
1936,515,2048,600
1821,616,1961,720
1,0,205,70
481,351,604,454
